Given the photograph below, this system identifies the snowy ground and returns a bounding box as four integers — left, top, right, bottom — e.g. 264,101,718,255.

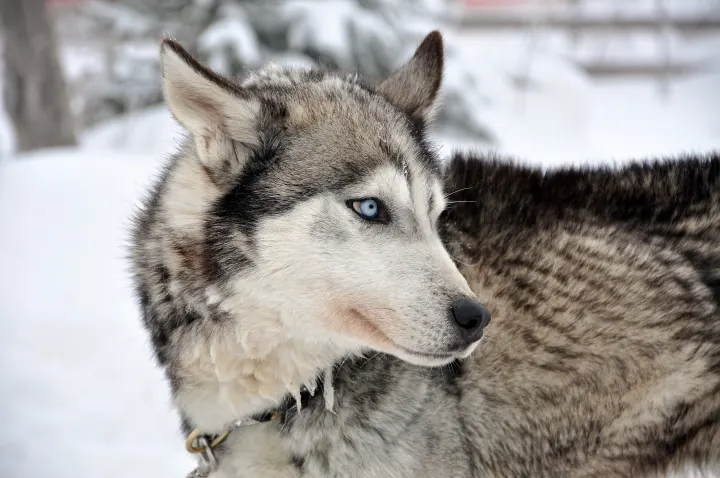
0,150,194,477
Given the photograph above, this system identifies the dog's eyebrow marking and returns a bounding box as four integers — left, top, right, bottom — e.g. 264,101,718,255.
378,138,408,173
379,137,415,208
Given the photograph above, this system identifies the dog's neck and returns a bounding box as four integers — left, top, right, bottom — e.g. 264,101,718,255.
169,285,351,434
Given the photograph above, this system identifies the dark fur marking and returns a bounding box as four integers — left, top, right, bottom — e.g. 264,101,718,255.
684,248,720,308
290,455,306,473
303,69,325,82
161,39,248,98
171,239,217,284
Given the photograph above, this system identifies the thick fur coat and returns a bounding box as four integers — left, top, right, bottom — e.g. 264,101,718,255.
130,31,720,477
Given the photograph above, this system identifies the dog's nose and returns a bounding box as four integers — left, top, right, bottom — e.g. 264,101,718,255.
450,298,491,344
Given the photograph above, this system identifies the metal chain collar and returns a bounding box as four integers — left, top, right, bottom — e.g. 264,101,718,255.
182,382,322,476
184,415,280,477
186,435,218,478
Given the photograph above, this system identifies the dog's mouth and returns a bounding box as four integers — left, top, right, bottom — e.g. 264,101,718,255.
342,306,476,367
390,342,470,367
394,343,454,360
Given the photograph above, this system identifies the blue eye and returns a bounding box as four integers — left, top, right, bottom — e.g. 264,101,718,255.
348,198,388,223
358,199,378,218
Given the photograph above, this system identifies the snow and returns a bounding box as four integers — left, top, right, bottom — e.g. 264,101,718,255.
429,29,720,166
439,30,595,152
284,1,357,66
584,73,720,161
0,150,194,477
81,107,185,155
462,70,720,167
199,5,261,75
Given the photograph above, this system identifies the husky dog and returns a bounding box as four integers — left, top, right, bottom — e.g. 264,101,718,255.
130,31,720,477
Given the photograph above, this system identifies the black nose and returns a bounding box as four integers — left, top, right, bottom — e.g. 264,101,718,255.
450,298,491,344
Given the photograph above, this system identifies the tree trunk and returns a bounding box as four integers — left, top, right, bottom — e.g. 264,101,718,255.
0,0,77,152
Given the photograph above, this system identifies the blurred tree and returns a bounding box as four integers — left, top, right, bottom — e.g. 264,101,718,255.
0,0,78,151
80,0,499,143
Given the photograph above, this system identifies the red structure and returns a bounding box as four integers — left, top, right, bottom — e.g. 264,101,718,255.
462,0,528,5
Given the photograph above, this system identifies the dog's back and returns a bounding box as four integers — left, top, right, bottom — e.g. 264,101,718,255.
441,153,720,476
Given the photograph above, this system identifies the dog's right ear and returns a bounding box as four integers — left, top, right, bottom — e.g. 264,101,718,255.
160,39,260,165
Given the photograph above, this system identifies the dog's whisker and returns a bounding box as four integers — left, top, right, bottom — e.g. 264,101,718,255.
333,356,351,380
448,253,481,267
443,187,472,199
359,351,382,369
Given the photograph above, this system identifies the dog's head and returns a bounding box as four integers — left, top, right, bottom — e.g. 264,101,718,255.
156,31,489,367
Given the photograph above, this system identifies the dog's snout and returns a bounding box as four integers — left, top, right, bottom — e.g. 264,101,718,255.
450,298,491,344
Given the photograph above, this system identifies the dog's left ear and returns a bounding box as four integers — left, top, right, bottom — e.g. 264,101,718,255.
378,31,444,123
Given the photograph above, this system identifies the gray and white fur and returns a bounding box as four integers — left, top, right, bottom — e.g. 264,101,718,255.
130,31,720,477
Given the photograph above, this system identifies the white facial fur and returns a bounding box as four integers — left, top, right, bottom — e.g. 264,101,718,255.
170,165,479,432
240,163,478,367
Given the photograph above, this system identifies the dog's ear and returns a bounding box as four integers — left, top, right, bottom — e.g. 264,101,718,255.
378,31,444,123
160,39,261,165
